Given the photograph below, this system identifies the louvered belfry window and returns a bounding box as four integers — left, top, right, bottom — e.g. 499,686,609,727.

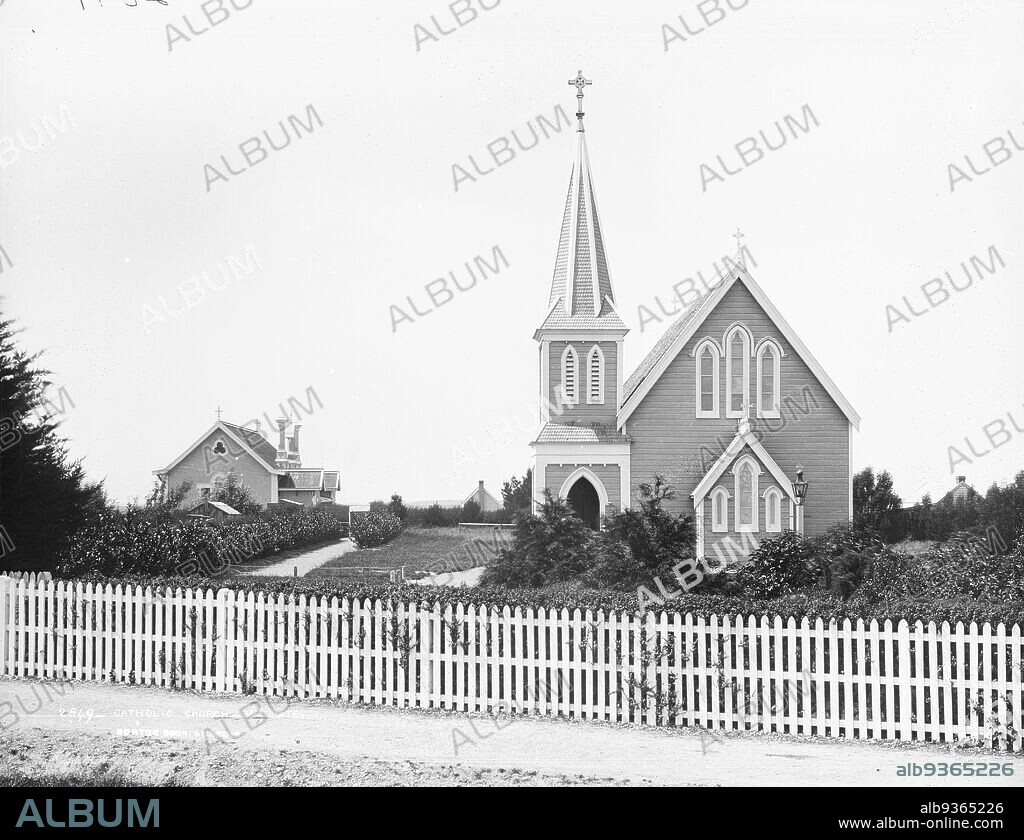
562,345,578,404
588,345,603,404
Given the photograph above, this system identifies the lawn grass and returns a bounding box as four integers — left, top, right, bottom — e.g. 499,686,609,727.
308,526,508,581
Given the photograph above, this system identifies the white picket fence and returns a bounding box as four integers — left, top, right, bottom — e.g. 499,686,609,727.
1,573,1021,750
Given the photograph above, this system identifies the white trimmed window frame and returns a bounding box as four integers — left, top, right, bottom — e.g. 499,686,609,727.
587,344,605,405
694,338,721,418
724,324,752,419
755,338,782,419
732,454,761,532
561,344,579,406
710,486,730,533
763,486,783,533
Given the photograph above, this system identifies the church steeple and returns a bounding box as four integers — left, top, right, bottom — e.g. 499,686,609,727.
535,71,626,337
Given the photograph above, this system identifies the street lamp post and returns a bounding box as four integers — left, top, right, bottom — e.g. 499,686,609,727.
791,466,809,535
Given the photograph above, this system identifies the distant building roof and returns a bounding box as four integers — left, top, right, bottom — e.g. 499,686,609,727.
221,423,279,467
938,476,977,506
187,500,241,516
280,469,325,490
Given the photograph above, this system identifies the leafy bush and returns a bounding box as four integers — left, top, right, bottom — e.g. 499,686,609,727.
501,469,532,513
462,499,482,523
56,506,344,577
740,530,817,598
350,510,402,548
912,531,1024,601
481,492,596,588
388,494,407,522
407,504,461,528
54,570,1024,628
211,469,261,516
588,477,695,591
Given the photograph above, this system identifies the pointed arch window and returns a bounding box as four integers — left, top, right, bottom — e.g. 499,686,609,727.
587,345,605,405
756,338,782,419
694,339,720,418
724,325,751,419
710,486,730,533
763,486,783,533
732,455,761,531
561,345,579,405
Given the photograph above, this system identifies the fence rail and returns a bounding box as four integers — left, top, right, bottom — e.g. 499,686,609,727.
0,573,1020,750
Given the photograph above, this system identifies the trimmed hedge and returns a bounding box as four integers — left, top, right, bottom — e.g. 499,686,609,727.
49,572,1024,627
56,506,345,578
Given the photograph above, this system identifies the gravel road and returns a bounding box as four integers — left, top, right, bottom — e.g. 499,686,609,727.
1,678,1017,787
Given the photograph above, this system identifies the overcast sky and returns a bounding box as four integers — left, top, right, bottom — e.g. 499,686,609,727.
1,0,1021,507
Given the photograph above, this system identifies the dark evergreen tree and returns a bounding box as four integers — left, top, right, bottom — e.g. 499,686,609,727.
0,315,106,571
501,468,533,513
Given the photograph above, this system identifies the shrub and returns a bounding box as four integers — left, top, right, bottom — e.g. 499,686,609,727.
56,506,344,578
461,499,482,523
811,521,884,593
211,469,261,516
350,510,402,548
741,531,817,598
388,494,407,522
588,476,695,591
406,504,462,528
481,492,596,588
914,531,1024,601
52,571,1024,628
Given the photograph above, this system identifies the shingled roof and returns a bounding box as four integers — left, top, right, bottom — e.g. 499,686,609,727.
221,422,279,467
621,272,727,406
536,123,625,335
533,421,630,446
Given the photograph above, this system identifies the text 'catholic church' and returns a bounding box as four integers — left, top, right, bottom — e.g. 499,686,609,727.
530,72,860,564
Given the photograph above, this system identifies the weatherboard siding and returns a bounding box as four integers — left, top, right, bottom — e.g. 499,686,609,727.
701,454,794,562
165,429,274,508
545,463,621,509
547,340,619,424
624,282,850,537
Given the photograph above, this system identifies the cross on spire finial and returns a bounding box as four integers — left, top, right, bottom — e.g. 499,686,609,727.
732,227,746,267
215,405,223,420
568,70,592,132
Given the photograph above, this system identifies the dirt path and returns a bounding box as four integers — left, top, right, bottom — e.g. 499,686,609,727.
0,679,1017,787
240,538,356,577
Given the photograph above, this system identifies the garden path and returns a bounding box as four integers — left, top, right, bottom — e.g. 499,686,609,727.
241,538,356,577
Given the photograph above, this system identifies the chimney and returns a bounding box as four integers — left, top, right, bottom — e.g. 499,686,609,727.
478,480,485,506
276,416,289,468
291,422,302,468
956,475,966,484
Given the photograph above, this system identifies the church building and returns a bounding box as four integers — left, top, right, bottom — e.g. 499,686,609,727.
155,415,340,510
530,73,860,563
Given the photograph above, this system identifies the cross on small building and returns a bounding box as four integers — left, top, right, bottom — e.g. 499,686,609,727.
568,70,592,129
215,405,223,420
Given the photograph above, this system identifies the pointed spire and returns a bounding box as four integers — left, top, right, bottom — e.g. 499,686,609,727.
536,72,625,336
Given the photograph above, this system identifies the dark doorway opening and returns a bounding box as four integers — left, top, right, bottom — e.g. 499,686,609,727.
567,476,601,530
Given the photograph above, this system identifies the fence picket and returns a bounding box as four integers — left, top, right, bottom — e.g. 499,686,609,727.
0,573,1020,751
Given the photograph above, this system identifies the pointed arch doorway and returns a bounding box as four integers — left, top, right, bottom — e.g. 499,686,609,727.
560,467,609,530
567,477,600,529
